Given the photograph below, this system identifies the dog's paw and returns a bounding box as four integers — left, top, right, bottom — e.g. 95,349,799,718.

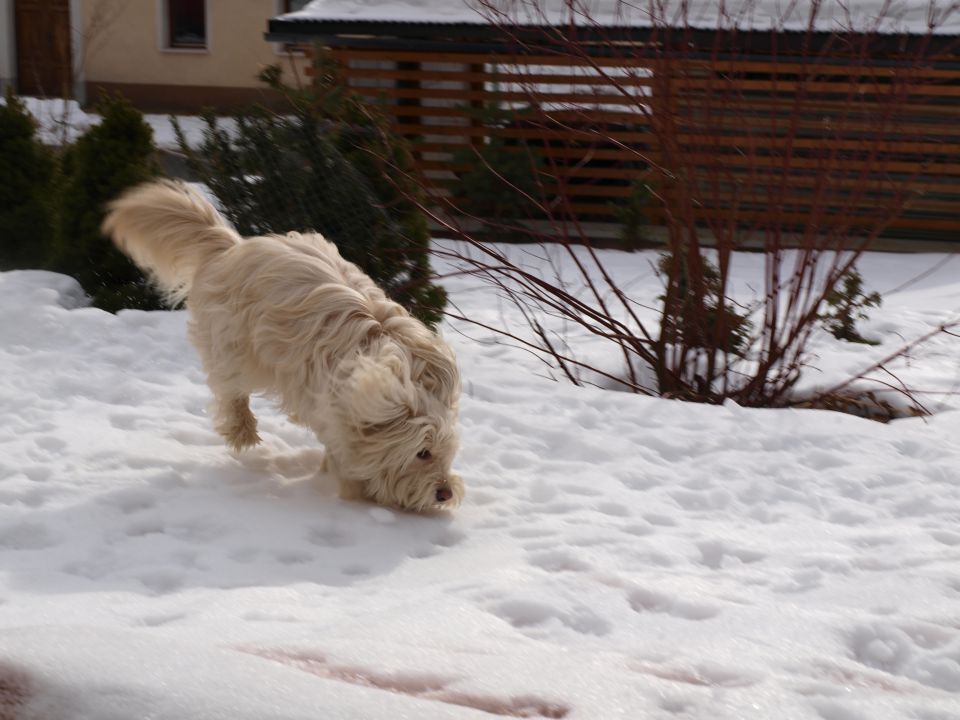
224,422,261,451
227,433,261,452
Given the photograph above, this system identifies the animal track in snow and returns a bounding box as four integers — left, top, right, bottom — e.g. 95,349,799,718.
827,509,874,526
431,529,466,548
307,528,356,548
527,550,591,573
108,412,142,430
409,546,440,559
467,489,498,506
595,502,631,518
931,530,960,547
340,564,370,577
627,588,721,620
102,487,157,514
33,435,67,453
558,483,602,498
773,568,824,594
510,527,555,539
22,465,52,483
138,611,187,627
274,549,313,565
848,623,960,692
498,451,538,470
492,599,611,636
168,427,223,446
229,546,260,563
242,610,303,623
613,470,659,491
801,449,849,471
659,694,696,715
621,522,656,537
696,540,766,570
124,518,165,537
136,569,185,595
0,521,60,550
812,699,870,720
670,489,732,512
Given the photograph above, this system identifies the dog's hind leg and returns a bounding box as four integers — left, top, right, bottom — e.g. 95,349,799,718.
211,394,261,451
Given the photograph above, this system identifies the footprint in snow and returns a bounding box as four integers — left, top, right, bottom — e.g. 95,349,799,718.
628,587,721,621
340,563,370,577
492,599,611,636
306,527,356,548
527,549,592,573
848,623,960,692
0,521,60,551
274,549,312,565
32,435,67,453
696,540,766,570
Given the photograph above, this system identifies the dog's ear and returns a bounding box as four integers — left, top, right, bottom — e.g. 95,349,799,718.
338,352,413,433
406,339,460,407
413,352,459,406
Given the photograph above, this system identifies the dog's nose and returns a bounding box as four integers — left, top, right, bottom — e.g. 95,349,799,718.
435,485,453,503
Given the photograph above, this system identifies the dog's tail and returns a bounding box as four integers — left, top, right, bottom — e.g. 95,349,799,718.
102,180,240,305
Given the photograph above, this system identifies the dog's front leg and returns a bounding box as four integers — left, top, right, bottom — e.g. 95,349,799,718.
337,478,371,503
211,394,261,451
322,452,370,504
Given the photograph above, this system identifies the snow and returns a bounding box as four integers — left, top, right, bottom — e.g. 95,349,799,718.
282,0,960,34
8,97,232,151
3,246,960,718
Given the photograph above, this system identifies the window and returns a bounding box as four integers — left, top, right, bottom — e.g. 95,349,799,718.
283,0,311,11
167,0,206,49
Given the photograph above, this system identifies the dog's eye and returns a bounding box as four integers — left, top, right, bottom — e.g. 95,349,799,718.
416,449,432,460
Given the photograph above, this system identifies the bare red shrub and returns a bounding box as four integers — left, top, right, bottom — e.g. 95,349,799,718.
359,0,960,412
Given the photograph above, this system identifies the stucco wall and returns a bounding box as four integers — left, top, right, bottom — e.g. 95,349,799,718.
81,0,306,90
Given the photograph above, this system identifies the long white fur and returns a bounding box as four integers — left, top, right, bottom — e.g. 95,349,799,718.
103,180,462,511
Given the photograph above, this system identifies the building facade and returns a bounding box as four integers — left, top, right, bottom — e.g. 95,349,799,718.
1,0,309,111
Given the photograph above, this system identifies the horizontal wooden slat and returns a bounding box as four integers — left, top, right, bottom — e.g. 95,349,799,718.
416,159,960,191
340,66,654,86
395,121,960,156
355,100,960,136
329,48,653,67
353,85,652,104
683,59,960,80
423,193,960,231
319,43,960,237
412,141,960,175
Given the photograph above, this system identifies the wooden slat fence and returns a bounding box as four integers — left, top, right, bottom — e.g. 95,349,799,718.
308,41,960,240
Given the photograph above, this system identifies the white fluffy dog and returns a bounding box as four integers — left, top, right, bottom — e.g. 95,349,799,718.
103,180,463,512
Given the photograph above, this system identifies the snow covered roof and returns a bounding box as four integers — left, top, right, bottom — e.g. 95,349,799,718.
272,0,960,35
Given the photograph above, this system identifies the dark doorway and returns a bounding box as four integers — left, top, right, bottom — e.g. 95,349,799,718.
15,0,73,98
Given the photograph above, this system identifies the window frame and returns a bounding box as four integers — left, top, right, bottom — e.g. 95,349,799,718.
163,0,208,52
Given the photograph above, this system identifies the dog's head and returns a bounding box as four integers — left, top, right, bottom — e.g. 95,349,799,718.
331,338,462,512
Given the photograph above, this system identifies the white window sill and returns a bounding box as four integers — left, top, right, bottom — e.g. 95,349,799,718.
162,46,209,54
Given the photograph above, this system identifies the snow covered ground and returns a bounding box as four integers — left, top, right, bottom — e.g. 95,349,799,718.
2,247,960,719
14,97,232,151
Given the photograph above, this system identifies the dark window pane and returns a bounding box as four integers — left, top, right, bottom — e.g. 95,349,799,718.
169,0,205,47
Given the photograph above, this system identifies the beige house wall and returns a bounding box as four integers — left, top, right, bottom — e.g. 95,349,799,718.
0,0,15,93
80,0,308,110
